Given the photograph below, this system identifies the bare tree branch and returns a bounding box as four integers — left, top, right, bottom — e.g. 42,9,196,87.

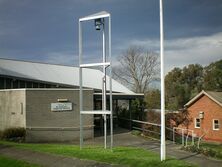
113,46,160,93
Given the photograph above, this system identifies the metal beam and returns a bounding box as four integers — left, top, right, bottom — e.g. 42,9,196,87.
109,15,113,150
160,0,166,161
81,110,111,115
80,62,110,68
102,18,107,149
79,21,83,149
79,11,110,22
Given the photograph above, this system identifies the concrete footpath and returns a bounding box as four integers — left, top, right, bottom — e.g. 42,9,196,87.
85,132,222,167
0,144,120,167
137,139,222,167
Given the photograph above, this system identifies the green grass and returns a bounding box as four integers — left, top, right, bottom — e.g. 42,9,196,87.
182,141,222,160
201,142,222,152
0,155,40,167
0,141,196,167
200,142,222,159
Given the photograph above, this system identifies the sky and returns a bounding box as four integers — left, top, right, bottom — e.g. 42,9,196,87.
0,0,222,74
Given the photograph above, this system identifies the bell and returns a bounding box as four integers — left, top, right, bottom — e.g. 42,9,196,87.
95,18,102,31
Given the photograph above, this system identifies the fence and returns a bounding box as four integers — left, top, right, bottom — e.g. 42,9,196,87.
173,127,194,146
118,117,195,146
118,117,172,140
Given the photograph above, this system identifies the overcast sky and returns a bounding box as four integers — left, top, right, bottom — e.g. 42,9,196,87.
0,0,222,73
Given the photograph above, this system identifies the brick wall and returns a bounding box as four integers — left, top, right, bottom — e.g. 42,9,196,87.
187,95,222,142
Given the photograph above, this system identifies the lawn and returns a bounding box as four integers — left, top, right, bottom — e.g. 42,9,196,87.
201,142,222,152
200,142,222,159
182,141,222,160
0,141,196,167
0,155,40,167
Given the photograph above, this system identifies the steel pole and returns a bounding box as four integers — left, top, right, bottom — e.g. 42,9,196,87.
79,21,83,149
102,19,107,149
109,16,113,150
192,130,194,145
160,0,166,161
182,129,184,146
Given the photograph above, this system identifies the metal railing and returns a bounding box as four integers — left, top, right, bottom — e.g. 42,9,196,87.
173,127,194,146
118,117,171,139
118,117,195,146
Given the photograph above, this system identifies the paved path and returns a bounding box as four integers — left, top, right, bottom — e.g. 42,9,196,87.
0,144,120,167
85,132,222,167
136,139,222,167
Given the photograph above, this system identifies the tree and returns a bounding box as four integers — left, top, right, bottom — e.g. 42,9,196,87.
203,60,222,91
182,64,204,97
131,98,146,120
165,64,204,110
165,60,222,110
145,89,160,109
165,109,191,128
113,46,159,93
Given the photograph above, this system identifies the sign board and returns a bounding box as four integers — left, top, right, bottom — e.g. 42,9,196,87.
51,103,72,111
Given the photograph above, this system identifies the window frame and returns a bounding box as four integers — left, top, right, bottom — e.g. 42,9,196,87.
213,119,220,131
195,118,201,128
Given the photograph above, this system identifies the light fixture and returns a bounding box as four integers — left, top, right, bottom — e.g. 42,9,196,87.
57,98,68,102
95,18,103,31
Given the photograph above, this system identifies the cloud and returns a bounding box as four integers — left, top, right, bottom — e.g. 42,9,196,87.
119,32,222,74
164,32,222,73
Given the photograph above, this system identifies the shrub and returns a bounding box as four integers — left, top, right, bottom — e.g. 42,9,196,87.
215,151,222,159
141,123,160,139
204,148,216,157
183,145,199,153
182,145,222,160
131,130,141,136
1,127,26,141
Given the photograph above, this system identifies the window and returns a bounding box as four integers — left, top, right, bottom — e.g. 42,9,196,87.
13,80,19,88
39,83,45,88
26,81,32,88
213,119,220,130
195,118,200,128
19,80,26,88
0,77,4,89
6,78,12,89
33,82,39,88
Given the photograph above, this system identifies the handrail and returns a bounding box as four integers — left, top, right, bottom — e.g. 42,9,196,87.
118,117,173,131
173,127,194,146
118,117,194,145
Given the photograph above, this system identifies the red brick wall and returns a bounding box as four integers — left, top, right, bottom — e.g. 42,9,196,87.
186,95,222,142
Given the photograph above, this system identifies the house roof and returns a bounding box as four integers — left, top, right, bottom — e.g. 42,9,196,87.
185,90,222,107
0,58,135,94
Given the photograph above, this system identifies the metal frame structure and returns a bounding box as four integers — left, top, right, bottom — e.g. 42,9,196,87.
79,11,113,149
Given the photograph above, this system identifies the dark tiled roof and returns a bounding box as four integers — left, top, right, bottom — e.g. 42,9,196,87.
206,91,222,104
185,90,222,107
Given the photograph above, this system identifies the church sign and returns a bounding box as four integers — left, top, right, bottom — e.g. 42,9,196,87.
51,103,72,112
